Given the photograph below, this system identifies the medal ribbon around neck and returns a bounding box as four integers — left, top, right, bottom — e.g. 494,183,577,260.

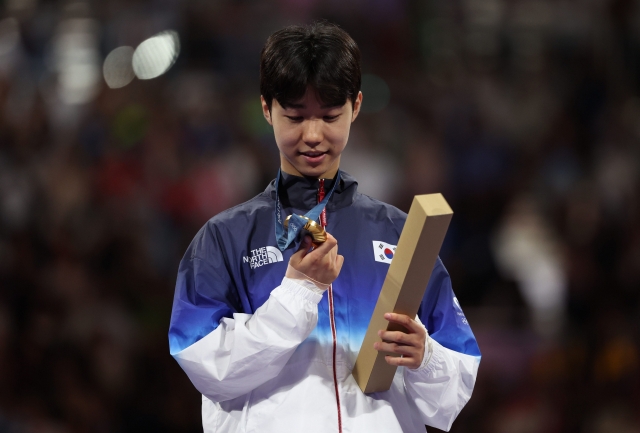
275,168,341,252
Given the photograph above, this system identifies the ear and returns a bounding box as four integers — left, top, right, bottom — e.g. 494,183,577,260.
351,91,363,123
261,95,273,125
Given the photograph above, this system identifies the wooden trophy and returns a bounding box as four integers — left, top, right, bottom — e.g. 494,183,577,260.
352,194,453,393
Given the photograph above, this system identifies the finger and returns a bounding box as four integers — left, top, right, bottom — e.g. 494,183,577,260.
374,341,415,356
385,355,419,369
292,236,312,259
288,237,312,267
384,313,423,334
378,330,419,346
327,238,338,262
307,233,337,256
335,254,344,272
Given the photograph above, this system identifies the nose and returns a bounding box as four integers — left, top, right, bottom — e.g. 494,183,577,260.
302,119,323,147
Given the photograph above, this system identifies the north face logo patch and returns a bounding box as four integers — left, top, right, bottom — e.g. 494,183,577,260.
243,246,283,269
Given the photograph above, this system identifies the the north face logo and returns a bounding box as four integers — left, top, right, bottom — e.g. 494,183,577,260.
243,246,283,269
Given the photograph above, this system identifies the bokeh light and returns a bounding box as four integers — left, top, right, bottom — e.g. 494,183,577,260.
53,17,101,105
132,30,180,80
103,46,135,89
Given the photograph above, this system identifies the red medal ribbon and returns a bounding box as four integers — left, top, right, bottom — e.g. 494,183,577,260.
317,177,342,432
318,179,327,228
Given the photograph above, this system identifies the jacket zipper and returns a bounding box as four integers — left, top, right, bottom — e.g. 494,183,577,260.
318,179,343,433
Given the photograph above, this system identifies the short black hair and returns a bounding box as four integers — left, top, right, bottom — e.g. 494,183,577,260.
260,21,361,111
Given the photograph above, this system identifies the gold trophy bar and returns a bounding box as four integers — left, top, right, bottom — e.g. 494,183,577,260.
352,194,453,394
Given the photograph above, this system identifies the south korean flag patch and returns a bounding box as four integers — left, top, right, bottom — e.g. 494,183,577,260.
373,241,397,264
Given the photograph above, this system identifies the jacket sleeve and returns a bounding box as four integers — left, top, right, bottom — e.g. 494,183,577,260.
402,258,481,432
168,224,323,403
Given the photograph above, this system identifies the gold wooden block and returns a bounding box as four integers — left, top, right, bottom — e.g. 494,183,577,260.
352,194,453,393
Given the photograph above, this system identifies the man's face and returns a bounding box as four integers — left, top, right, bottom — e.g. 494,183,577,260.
261,87,362,178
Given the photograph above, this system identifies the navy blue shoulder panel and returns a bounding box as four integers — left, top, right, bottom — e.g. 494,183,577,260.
169,192,272,355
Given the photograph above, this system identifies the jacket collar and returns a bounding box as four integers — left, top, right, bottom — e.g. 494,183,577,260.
265,170,358,211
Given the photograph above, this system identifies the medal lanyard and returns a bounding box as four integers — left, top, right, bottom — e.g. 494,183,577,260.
274,169,341,252
318,179,327,228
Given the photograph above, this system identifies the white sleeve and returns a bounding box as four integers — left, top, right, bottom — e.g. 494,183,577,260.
403,323,480,431
172,277,322,403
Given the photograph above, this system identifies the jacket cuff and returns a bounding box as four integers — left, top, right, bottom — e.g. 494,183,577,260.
415,337,445,374
279,277,324,304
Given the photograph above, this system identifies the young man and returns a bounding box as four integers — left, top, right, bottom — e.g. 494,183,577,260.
169,22,480,432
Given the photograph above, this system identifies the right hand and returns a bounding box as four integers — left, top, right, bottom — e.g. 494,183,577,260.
286,233,344,286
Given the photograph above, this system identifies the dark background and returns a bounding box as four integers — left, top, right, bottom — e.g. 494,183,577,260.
1,0,639,432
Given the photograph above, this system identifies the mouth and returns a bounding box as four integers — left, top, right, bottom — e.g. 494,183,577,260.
299,150,327,164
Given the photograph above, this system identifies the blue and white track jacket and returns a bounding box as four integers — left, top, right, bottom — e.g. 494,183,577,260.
169,172,481,432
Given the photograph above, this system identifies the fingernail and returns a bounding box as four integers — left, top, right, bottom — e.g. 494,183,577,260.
384,313,391,319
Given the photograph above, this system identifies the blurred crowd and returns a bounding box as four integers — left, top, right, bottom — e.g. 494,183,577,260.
1,0,639,432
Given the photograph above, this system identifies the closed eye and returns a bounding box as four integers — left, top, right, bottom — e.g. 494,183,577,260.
285,116,303,122
324,115,340,122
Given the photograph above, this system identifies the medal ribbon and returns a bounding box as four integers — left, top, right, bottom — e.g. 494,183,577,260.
318,179,327,228
275,169,341,251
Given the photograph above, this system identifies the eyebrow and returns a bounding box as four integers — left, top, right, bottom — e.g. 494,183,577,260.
285,103,342,109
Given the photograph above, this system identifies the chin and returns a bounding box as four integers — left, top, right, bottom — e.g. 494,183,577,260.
298,168,325,178
285,156,338,178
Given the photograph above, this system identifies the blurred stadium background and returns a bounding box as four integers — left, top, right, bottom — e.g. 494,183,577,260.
1,0,639,432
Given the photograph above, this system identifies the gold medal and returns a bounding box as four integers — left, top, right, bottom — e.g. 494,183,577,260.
284,215,327,246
